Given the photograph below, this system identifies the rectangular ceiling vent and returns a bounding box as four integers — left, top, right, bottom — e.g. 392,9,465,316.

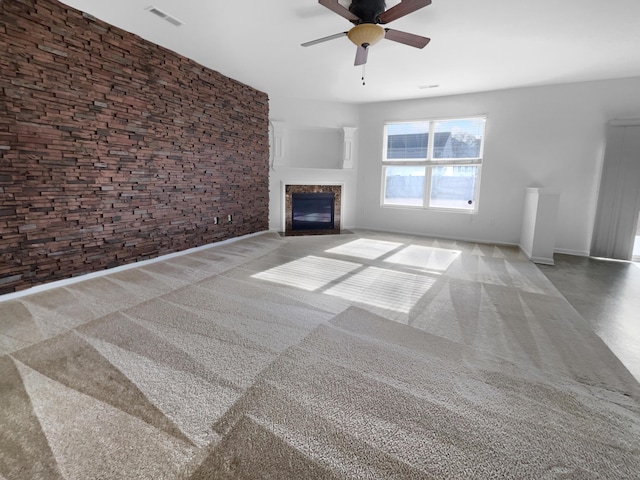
145,6,184,27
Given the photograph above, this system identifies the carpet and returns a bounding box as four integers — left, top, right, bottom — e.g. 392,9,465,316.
0,231,638,479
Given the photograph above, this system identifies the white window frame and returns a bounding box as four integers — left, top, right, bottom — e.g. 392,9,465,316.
381,116,486,213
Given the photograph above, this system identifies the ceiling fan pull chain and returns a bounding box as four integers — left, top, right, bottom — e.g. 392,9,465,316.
362,64,366,86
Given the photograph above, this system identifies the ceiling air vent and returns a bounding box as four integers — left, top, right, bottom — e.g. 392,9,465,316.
145,6,184,27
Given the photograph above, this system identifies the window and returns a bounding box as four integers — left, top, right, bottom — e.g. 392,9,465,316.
382,117,486,211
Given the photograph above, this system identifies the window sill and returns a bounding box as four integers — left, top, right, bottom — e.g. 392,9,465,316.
380,203,478,215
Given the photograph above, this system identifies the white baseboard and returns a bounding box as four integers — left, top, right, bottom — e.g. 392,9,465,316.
554,248,590,257
0,230,272,303
529,256,555,265
518,246,555,265
351,226,519,248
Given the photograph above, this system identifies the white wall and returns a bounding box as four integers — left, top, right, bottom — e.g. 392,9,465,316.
355,77,640,255
268,96,360,231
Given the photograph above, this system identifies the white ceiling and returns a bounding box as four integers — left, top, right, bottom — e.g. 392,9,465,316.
59,0,640,104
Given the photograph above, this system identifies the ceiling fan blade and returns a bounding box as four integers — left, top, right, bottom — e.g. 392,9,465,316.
301,31,348,47
354,45,368,66
384,29,431,48
318,0,360,22
378,0,432,24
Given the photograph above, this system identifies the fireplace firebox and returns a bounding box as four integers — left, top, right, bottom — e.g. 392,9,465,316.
292,192,335,230
284,184,342,235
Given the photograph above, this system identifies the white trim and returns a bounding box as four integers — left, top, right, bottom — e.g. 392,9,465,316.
270,120,286,168
0,230,271,303
353,227,519,249
381,116,486,214
608,118,640,126
379,203,478,215
530,256,555,265
342,126,357,169
554,248,590,257
519,243,556,265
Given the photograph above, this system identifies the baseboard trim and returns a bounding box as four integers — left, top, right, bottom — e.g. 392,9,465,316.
555,248,590,257
0,230,273,303
529,256,555,265
351,226,520,248
518,245,554,265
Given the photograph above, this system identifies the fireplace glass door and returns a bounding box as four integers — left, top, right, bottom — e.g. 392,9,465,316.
291,193,335,230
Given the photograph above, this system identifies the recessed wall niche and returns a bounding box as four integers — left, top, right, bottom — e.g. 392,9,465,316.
270,122,357,170
290,128,343,168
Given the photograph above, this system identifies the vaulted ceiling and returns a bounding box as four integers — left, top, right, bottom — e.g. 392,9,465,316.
60,0,640,104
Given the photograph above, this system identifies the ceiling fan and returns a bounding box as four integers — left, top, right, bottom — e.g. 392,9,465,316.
302,0,432,66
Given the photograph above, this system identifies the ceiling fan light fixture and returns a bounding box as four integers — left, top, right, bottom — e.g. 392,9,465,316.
347,23,385,47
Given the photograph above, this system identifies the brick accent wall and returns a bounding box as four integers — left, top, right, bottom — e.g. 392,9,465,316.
0,0,270,293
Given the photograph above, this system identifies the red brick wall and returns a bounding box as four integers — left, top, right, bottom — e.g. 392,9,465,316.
0,0,270,293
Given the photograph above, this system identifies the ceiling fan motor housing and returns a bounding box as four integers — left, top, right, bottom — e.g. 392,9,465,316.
348,0,387,23
347,23,385,47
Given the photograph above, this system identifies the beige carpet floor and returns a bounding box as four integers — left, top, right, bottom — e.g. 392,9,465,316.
1,230,639,479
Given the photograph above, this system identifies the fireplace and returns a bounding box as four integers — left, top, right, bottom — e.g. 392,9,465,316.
285,185,342,235
292,192,335,230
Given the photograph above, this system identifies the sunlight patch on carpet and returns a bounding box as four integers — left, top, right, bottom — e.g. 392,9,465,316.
324,267,437,313
252,256,361,291
384,245,461,272
325,238,402,260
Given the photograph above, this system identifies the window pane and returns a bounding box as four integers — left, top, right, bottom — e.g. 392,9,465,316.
384,166,425,206
429,166,478,210
385,122,429,160
433,118,485,159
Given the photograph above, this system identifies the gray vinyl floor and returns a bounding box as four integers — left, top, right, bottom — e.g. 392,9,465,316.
539,255,640,382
